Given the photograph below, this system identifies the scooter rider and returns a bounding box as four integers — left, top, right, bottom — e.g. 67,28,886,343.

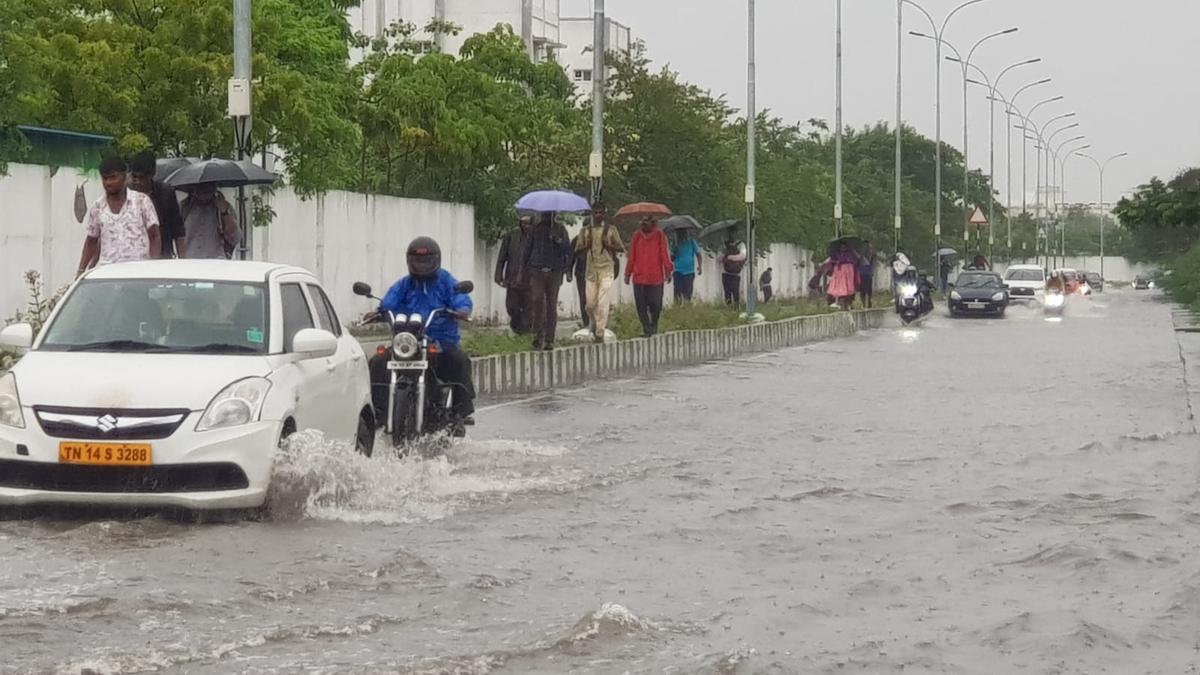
368,237,476,426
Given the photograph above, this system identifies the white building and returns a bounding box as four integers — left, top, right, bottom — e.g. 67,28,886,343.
558,16,632,86
348,0,564,62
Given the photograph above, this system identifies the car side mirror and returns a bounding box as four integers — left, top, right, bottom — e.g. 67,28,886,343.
291,328,338,359
454,281,475,294
0,323,33,351
352,282,373,298
947,282,955,289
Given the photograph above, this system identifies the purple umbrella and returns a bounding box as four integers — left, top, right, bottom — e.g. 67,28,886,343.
515,190,590,214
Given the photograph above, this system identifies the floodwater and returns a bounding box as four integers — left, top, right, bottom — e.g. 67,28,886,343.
2,290,1199,674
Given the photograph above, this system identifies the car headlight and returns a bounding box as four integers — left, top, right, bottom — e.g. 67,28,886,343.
992,292,1006,302
0,373,24,429
392,332,421,359
950,291,962,301
196,377,271,432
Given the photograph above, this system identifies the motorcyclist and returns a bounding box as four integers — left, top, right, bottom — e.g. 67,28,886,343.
368,237,476,428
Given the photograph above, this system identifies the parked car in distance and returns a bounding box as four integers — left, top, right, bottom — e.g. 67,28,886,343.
1134,276,1151,290
1003,265,1046,301
950,271,1010,318
0,260,375,512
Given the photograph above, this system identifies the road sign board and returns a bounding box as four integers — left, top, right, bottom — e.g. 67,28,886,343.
968,206,988,225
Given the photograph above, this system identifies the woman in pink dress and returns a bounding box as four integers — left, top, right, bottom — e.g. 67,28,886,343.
825,244,860,309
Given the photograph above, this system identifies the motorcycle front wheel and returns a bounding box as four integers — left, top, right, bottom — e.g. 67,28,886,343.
390,386,420,448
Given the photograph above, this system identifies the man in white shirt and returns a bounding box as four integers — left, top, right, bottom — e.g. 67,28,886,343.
77,156,161,275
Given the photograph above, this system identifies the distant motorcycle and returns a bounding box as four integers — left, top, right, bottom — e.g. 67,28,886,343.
892,254,934,325
354,280,475,447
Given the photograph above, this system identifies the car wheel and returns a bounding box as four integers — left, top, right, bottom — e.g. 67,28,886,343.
355,409,375,458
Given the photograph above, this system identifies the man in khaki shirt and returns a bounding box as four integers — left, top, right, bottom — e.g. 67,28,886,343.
574,206,625,342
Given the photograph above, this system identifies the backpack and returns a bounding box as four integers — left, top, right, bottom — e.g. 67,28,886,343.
722,243,746,274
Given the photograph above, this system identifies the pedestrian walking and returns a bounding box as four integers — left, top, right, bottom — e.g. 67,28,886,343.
859,240,877,308
670,230,703,302
77,155,162,275
759,267,774,303
575,205,625,342
180,185,240,259
494,216,533,334
718,231,748,305
625,217,673,337
129,151,187,258
522,213,572,350
569,233,589,329
826,243,860,310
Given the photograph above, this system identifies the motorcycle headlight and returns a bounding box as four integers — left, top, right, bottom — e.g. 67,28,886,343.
0,373,24,429
392,332,421,359
951,291,962,301
1045,293,1064,307
992,292,1005,302
898,283,918,298
196,377,271,432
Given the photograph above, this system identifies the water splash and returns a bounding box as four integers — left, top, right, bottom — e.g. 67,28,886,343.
265,430,571,524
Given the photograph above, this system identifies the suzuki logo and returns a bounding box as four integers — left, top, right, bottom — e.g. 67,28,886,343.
96,414,118,433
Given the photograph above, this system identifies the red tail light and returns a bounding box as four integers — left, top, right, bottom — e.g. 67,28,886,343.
376,345,388,356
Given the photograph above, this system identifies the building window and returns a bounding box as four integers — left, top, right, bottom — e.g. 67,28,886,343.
574,69,593,82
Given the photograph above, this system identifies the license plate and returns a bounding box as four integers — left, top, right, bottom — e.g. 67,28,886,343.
58,442,152,466
967,302,986,309
386,361,428,371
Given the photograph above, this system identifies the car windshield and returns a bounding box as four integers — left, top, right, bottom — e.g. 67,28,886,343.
1005,269,1044,282
40,279,269,354
958,273,1001,288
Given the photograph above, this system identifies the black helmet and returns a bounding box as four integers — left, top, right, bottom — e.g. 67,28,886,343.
407,237,442,279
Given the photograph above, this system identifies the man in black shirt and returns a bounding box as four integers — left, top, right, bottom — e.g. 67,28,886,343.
494,216,533,334
521,213,571,350
130,151,186,258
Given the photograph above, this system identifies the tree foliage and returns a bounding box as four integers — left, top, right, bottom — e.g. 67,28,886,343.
1114,169,1200,261
3,4,1004,257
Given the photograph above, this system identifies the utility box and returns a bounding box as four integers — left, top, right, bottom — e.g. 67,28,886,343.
227,78,252,117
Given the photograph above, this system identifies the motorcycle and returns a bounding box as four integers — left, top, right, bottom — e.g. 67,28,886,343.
353,280,474,447
1044,288,1066,315
892,254,934,325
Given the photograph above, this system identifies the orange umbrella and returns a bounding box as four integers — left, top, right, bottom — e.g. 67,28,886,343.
614,202,672,226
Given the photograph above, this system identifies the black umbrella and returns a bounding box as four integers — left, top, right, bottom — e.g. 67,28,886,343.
828,236,864,257
165,158,277,189
155,157,196,182
698,220,742,248
661,215,703,235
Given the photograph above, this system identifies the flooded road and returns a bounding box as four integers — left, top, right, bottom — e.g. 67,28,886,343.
3,290,1199,674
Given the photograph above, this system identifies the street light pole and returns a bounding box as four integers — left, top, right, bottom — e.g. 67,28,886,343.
961,58,1039,259
903,0,988,285
894,0,903,253
745,0,757,318
1059,142,1090,265
231,0,252,260
1078,152,1128,281
589,0,605,204
944,28,1018,252
834,0,844,239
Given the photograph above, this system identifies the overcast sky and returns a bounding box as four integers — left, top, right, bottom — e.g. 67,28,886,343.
562,0,1199,205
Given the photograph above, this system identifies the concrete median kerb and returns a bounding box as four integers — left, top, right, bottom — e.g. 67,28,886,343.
355,308,888,399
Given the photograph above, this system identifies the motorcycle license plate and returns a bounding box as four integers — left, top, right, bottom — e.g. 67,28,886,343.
387,360,428,371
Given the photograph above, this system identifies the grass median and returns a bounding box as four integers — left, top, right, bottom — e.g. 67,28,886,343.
398,295,886,358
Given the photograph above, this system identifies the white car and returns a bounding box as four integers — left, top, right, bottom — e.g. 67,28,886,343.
0,261,374,511
1003,264,1046,301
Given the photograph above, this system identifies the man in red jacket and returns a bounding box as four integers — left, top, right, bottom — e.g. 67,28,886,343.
624,216,674,337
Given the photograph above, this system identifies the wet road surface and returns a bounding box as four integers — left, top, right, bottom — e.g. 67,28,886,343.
3,290,1199,674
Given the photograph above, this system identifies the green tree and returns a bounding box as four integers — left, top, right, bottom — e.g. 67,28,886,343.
1114,169,1200,261
2,0,360,192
